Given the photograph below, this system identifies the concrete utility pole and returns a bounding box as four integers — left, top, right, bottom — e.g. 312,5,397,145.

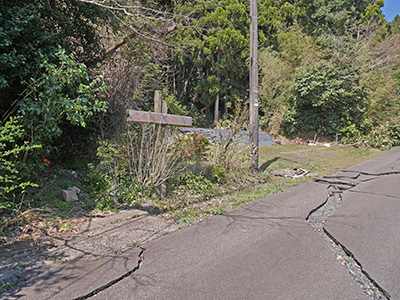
249,0,259,172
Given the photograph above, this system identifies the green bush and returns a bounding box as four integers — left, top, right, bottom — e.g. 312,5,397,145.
169,173,217,207
0,117,40,214
83,162,146,211
173,133,209,161
206,164,228,183
282,62,365,136
18,47,107,151
364,122,400,149
341,121,400,149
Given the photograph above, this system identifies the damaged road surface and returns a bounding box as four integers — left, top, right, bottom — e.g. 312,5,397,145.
323,150,400,300
9,149,400,300
89,183,366,300
3,247,145,300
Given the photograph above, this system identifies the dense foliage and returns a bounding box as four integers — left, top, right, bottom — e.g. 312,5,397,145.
170,0,300,119
282,62,365,135
0,0,111,213
0,117,39,212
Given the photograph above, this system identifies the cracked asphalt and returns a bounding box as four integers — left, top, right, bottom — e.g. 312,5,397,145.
6,148,400,300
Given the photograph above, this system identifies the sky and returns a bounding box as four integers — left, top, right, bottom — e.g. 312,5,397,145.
381,0,400,21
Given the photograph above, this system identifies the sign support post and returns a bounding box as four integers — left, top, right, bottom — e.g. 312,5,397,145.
126,91,192,197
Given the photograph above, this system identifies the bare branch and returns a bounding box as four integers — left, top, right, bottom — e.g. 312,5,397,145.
75,0,174,20
104,23,177,58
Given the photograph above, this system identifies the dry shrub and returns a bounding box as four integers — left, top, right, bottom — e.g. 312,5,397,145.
209,103,250,172
127,124,186,189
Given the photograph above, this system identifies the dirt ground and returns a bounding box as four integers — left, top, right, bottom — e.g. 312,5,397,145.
0,208,178,293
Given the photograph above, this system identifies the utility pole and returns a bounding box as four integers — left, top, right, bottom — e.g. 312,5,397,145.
249,0,259,172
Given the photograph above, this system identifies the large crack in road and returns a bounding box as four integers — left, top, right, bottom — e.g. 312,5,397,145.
307,175,391,300
72,247,146,300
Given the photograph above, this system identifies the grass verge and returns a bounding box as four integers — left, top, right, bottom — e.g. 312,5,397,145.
160,145,386,227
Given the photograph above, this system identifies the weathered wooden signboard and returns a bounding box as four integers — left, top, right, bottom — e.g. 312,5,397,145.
126,110,192,127
126,90,192,127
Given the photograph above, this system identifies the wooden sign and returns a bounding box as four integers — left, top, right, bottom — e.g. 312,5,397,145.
127,110,192,127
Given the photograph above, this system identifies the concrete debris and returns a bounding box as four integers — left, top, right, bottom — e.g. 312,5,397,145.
180,128,274,146
271,168,309,178
61,186,81,202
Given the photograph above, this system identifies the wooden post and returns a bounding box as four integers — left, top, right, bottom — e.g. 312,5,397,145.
214,93,219,128
336,133,338,151
154,90,168,115
155,90,167,198
162,100,168,114
154,90,162,114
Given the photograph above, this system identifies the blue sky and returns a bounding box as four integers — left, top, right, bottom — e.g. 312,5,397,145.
381,0,400,21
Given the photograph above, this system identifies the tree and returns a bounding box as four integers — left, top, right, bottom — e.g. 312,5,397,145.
0,0,112,152
282,62,365,136
294,0,377,36
18,48,107,149
170,0,251,116
0,0,111,116
259,23,322,133
168,0,300,125
388,15,400,34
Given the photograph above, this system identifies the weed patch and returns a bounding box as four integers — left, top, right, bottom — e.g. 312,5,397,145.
159,145,385,227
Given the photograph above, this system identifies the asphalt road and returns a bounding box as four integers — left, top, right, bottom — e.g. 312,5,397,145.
8,148,400,300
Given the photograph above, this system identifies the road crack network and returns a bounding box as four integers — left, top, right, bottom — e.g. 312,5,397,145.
307,175,391,300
